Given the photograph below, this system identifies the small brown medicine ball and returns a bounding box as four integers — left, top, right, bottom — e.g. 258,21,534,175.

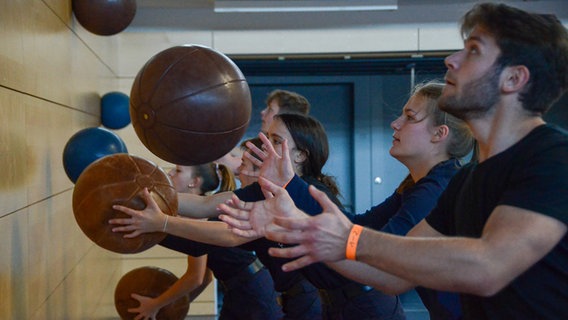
72,0,137,36
72,153,177,254
130,45,252,165
115,266,190,320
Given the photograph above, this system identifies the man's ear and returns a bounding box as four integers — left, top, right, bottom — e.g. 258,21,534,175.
432,125,450,142
502,65,530,93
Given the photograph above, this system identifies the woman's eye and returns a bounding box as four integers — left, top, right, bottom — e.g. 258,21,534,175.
467,46,479,54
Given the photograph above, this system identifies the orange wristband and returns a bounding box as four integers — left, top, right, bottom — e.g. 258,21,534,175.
346,224,363,260
282,176,293,189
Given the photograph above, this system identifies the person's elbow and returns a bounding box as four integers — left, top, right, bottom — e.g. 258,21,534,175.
455,264,510,297
200,270,214,287
368,278,416,296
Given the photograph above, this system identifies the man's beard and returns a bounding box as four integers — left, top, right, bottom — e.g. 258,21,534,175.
439,64,502,121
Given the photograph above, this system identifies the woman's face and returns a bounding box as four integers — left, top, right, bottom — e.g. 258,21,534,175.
267,118,304,175
237,154,258,187
168,165,200,194
260,99,280,133
215,147,243,175
389,94,437,163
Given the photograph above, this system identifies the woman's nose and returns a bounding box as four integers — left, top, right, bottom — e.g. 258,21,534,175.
391,117,401,130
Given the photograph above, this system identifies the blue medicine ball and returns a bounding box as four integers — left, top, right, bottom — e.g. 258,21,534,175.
63,127,128,183
101,91,131,129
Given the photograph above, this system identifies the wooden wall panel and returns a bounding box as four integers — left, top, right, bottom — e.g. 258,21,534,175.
0,208,30,319
28,241,120,319
1,0,121,318
0,0,115,112
0,88,28,218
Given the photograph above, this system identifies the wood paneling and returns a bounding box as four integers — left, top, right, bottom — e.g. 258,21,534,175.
1,0,123,318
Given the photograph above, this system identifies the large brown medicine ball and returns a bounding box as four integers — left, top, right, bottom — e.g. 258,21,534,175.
72,0,137,36
130,45,252,165
72,153,177,254
115,266,190,320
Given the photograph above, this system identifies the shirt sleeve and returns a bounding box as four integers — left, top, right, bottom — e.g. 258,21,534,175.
381,180,446,235
353,191,400,229
354,176,449,236
500,143,568,225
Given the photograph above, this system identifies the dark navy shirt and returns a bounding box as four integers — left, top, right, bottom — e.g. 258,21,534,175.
235,178,361,290
353,158,463,320
353,158,461,235
284,159,464,319
160,233,257,281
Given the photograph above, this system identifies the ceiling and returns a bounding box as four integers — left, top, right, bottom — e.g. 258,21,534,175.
129,0,568,32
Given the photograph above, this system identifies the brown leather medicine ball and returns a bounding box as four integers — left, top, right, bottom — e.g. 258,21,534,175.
115,266,190,320
129,45,252,165
72,0,137,36
72,153,177,253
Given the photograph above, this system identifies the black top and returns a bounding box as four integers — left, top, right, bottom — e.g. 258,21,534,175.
426,124,568,320
160,234,257,281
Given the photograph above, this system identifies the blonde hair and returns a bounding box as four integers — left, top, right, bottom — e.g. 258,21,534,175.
412,81,474,159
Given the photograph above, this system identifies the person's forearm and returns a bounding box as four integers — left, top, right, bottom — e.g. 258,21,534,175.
177,192,233,219
356,228,492,295
188,269,214,302
153,263,209,309
166,216,252,247
327,260,415,295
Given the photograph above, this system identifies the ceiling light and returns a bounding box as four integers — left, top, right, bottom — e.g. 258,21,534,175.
214,0,398,13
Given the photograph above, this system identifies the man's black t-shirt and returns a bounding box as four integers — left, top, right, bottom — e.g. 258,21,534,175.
426,124,568,320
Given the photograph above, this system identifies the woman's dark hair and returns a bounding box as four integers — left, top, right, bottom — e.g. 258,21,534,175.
274,113,340,197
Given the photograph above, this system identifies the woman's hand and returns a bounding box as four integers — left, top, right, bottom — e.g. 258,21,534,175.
218,177,305,238
109,188,168,238
129,293,161,320
242,132,295,187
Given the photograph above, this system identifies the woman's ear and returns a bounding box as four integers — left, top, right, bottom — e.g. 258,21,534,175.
192,176,203,189
293,149,308,164
432,125,450,142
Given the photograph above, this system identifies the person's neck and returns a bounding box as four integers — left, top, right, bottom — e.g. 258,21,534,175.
467,100,545,162
407,154,450,183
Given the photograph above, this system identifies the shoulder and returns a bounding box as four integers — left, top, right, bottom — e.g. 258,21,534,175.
301,176,344,209
520,124,568,154
413,159,463,195
509,125,568,170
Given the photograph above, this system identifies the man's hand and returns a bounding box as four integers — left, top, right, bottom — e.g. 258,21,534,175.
218,177,300,238
264,184,354,271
